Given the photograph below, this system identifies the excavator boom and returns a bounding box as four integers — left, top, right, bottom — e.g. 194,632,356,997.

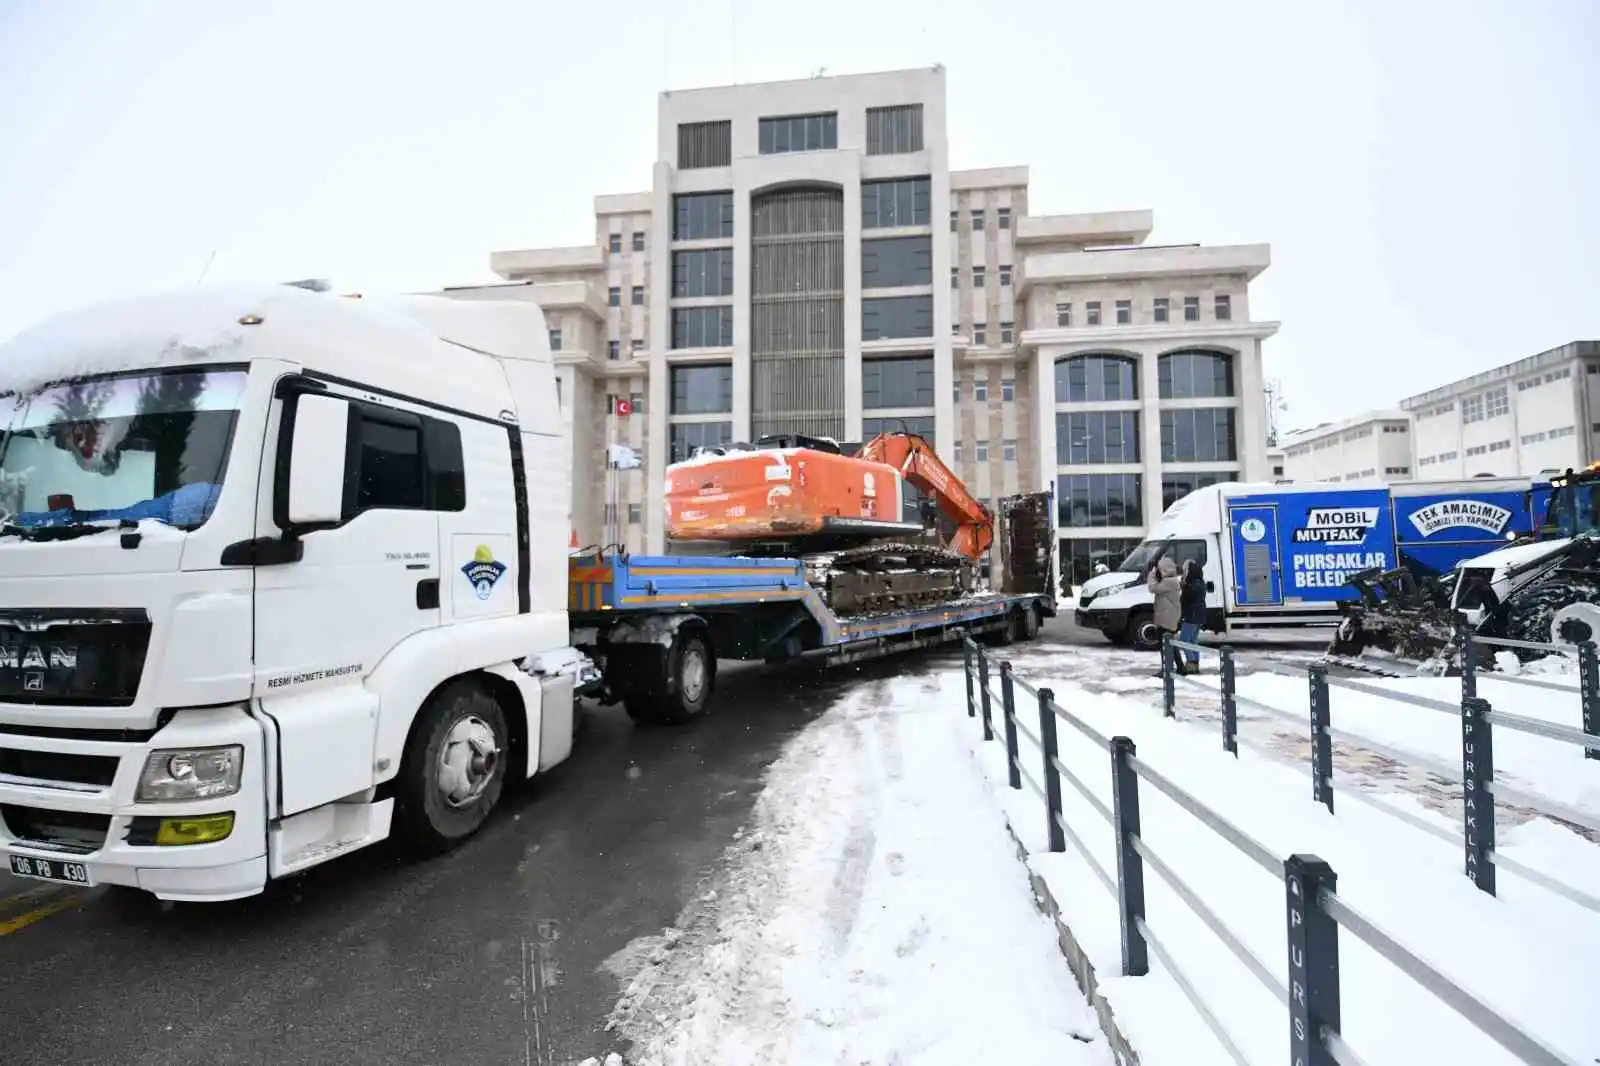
858,432,994,560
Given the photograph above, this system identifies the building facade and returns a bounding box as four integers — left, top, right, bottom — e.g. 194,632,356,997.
1278,410,1413,484
443,66,1278,584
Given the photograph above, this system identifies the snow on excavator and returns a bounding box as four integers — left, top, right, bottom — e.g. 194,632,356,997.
1329,463,1600,673
663,430,1000,615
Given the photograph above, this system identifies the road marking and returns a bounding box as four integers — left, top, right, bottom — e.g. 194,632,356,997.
0,892,82,936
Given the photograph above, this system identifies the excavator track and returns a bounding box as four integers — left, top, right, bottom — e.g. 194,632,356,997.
803,541,974,616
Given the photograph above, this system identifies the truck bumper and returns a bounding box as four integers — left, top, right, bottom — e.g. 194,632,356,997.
0,706,269,902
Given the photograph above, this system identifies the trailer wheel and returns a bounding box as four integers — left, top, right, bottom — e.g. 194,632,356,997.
626,629,715,725
1127,609,1163,652
1014,605,1042,642
395,680,509,855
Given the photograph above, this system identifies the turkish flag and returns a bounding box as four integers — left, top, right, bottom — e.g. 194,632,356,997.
615,399,633,417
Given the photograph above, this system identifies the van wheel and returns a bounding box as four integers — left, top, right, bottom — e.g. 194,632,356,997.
1128,610,1163,652
395,680,508,855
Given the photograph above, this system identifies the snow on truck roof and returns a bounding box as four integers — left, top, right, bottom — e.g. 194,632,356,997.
0,285,553,403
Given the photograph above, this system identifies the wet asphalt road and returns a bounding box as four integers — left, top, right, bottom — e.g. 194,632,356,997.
0,653,924,1066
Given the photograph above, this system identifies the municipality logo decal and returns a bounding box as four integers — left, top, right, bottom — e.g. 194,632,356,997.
1292,507,1381,545
1409,500,1512,538
461,544,507,601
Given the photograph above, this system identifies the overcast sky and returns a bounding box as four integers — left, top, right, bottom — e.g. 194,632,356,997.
2,0,1595,429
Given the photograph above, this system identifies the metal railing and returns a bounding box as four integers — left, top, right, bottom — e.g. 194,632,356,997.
1161,633,1600,908
962,637,1581,1066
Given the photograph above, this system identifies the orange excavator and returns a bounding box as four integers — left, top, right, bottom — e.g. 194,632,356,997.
664,431,994,615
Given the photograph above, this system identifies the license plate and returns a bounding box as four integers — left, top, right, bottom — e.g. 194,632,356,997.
7,854,92,887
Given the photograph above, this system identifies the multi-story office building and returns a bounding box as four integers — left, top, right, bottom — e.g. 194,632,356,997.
1278,410,1413,484
1407,341,1600,480
441,66,1278,583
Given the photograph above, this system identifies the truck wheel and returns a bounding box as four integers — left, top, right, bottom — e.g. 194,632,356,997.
1127,610,1163,652
395,680,509,855
626,630,715,725
1014,605,1041,641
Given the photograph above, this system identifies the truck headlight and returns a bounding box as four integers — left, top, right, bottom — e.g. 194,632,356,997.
136,746,244,802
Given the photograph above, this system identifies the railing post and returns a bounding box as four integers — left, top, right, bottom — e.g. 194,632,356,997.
1308,663,1334,813
1461,695,1496,896
978,647,994,742
1000,662,1021,790
1579,641,1600,762
963,637,977,719
1460,627,1478,702
1109,736,1148,977
1038,686,1066,853
1284,854,1341,1066
1219,645,1239,757
1161,633,1176,717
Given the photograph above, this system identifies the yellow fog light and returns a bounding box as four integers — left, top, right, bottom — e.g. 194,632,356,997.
154,813,235,846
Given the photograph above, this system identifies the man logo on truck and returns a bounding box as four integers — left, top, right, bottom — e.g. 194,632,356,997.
462,544,507,601
1292,507,1380,545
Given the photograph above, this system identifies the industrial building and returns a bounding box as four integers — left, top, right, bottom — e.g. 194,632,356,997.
441,66,1279,584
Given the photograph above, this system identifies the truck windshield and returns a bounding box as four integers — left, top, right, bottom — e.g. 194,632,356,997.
0,368,246,532
1543,481,1600,540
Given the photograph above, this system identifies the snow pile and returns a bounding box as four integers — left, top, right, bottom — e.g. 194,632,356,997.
598,675,1114,1066
948,660,1600,1066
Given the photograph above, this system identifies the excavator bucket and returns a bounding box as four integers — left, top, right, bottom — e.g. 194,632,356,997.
1326,566,1462,673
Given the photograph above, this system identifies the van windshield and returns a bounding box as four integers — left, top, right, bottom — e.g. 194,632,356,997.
0,368,247,533
1117,538,1209,572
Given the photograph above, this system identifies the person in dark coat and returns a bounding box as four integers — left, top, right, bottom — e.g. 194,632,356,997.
1176,558,1208,674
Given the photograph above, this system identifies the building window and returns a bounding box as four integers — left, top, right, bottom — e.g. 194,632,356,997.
673,191,735,240
759,112,837,154
548,328,562,351
1000,321,1014,345
670,306,735,349
678,120,732,169
971,209,985,232
1056,303,1072,327
1183,296,1200,322
1160,408,1238,462
950,267,959,289
973,266,986,287
608,234,622,254
975,440,989,462
1058,411,1141,465
950,210,958,232
627,504,642,525
975,380,988,402
1115,300,1131,325
998,207,1011,230
608,286,621,307
1485,386,1510,419
1158,350,1234,398
973,323,987,346
630,392,645,414
669,421,733,461
1001,378,1014,402
672,248,735,297
1488,439,1512,452
1061,538,1144,587
1058,474,1143,528
862,177,931,229
1003,439,1017,461
670,363,733,414
1461,394,1485,424
865,104,924,154
1086,301,1102,326
608,340,620,360
862,295,933,341
1056,354,1138,402
862,236,932,288
999,265,1012,287
631,339,644,354
630,232,645,253
862,355,934,409
1385,466,1411,476
1161,470,1238,510
1214,294,1231,321
631,286,644,306
1154,297,1169,323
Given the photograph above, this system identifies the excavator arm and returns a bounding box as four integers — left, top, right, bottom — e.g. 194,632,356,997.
858,431,993,560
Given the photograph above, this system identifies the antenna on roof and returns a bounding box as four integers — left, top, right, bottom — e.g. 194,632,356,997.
812,66,827,78
195,248,217,285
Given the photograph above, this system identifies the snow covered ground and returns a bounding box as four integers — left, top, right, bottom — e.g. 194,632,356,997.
593,670,1117,1066
955,641,1600,1066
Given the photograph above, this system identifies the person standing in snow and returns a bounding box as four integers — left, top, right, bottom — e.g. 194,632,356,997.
1146,553,1181,676
1176,558,1207,674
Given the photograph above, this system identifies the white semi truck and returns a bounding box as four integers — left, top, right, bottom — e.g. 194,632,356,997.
0,285,591,901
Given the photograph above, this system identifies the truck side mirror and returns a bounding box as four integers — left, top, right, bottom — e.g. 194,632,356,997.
285,393,349,526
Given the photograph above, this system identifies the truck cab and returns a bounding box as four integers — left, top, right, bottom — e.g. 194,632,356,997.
0,286,587,901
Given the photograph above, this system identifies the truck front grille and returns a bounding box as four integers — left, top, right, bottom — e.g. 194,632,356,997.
1,804,111,853
0,608,151,707
0,748,118,789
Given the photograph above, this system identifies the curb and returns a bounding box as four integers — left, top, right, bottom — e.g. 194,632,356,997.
995,804,1142,1066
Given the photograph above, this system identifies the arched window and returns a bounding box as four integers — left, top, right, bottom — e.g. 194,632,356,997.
1055,353,1138,403
1158,349,1234,398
